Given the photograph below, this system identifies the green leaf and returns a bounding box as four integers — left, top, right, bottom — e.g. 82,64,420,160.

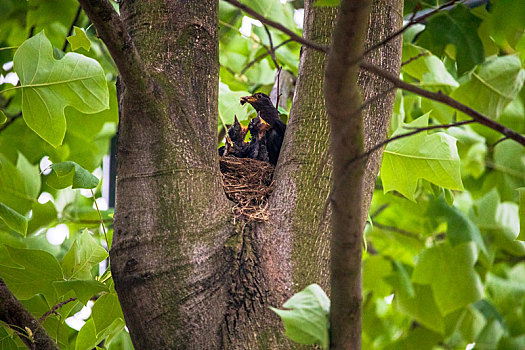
456,306,486,342
363,255,392,297
0,152,40,215
518,188,525,241
53,280,108,305
401,44,459,92
66,26,90,51
451,55,525,123
0,245,63,302
486,272,525,313
381,113,463,201
13,31,109,147
0,202,27,236
491,140,525,202
61,229,108,280
270,284,330,349
47,161,99,189
471,189,521,254
0,111,6,125
412,242,483,315
75,318,99,350
428,197,487,255
0,327,18,350
91,293,125,336
476,319,505,349
395,283,445,334
416,4,484,75
487,0,525,48
27,200,57,235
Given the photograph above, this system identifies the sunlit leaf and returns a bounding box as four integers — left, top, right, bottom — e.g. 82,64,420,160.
67,26,90,52
92,292,125,337
412,242,483,315
451,55,525,124
0,202,27,236
0,245,63,303
47,161,99,189
13,31,109,147
61,229,108,280
53,279,108,305
0,152,40,215
270,284,330,349
381,113,463,201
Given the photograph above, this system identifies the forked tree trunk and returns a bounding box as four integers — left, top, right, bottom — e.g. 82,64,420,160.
79,0,402,348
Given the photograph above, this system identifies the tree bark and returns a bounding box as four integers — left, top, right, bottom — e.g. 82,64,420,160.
79,0,402,348
109,1,231,348
0,278,59,350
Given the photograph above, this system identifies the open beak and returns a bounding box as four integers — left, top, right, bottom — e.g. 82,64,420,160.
240,95,257,105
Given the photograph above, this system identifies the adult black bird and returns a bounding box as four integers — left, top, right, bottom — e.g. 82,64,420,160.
240,93,286,166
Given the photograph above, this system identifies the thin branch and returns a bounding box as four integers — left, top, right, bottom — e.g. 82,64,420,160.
63,5,82,52
369,203,389,220
344,119,475,170
240,38,293,75
360,61,525,147
263,25,280,70
401,51,430,66
39,298,77,323
364,0,461,55
372,221,423,240
78,0,148,90
263,25,283,107
222,0,329,53
0,278,58,349
488,136,509,149
91,189,109,249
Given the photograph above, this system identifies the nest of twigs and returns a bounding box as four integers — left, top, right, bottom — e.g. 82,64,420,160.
219,156,275,222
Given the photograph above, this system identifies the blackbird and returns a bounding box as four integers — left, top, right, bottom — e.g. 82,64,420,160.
240,93,286,166
218,115,249,157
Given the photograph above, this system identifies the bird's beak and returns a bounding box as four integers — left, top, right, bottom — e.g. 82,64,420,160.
240,95,257,105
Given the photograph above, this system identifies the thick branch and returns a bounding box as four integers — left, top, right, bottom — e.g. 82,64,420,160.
325,0,372,348
222,0,329,53
361,62,525,147
0,278,58,350
78,0,148,90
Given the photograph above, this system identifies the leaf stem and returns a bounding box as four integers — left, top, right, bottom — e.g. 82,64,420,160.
90,189,109,249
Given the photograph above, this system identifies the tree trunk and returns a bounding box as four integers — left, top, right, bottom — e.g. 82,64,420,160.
79,0,403,348
110,1,231,348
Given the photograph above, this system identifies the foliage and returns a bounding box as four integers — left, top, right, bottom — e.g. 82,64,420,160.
1,0,525,349
270,284,330,349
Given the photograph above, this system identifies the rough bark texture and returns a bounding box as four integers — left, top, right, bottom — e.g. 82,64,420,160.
269,1,337,295
0,278,58,350
361,1,404,216
110,1,231,349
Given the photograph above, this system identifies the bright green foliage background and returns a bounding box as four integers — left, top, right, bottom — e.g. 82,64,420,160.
1,0,525,349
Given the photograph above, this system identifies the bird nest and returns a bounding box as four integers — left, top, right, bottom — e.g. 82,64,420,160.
219,156,275,222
